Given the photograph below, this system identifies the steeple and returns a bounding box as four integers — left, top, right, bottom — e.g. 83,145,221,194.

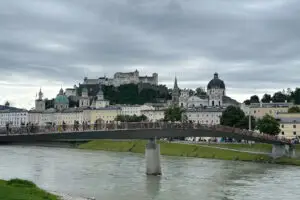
38,88,43,100
173,76,178,89
172,76,179,106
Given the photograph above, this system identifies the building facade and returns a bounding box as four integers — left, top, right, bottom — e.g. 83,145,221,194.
248,102,292,119
141,109,165,122
276,113,300,139
120,105,155,116
0,107,28,127
186,107,224,125
89,107,122,124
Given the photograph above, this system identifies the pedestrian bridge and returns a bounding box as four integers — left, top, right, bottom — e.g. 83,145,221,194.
0,122,291,145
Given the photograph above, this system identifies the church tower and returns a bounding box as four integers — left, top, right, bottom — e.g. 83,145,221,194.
172,77,180,106
35,88,45,111
207,72,225,107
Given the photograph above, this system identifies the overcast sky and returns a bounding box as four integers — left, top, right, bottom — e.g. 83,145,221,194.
1,0,300,109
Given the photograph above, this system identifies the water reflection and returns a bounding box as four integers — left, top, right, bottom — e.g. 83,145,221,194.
145,175,161,198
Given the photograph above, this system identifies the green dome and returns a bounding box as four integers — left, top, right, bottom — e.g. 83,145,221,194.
55,95,69,104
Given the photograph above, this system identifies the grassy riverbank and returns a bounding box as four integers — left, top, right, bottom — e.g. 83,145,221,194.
0,179,58,200
78,140,300,166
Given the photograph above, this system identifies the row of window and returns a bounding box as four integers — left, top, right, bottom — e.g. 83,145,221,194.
0,113,27,116
281,131,297,135
281,124,297,128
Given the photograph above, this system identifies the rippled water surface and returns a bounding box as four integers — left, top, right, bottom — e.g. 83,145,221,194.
0,145,300,200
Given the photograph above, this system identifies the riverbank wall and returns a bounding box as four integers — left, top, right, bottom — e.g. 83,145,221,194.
78,140,300,166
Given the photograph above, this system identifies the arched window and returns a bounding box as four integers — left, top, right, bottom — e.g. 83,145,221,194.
219,101,220,106
212,101,215,106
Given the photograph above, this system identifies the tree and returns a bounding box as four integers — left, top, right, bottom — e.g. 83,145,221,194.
272,91,288,103
115,114,148,122
243,99,251,105
291,88,300,104
288,106,300,113
164,106,183,122
4,101,10,107
261,94,271,103
256,114,280,135
220,106,244,128
195,87,207,96
250,95,260,103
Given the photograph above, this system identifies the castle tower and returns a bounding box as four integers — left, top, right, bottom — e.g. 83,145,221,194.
172,77,180,106
35,88,45,111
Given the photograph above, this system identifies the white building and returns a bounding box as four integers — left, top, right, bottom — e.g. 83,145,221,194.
141,109,165,122
186,107,224,125
0,106,28,127
29,108,87,126
179,73,237,109
120,105,155,116
91,86,110,109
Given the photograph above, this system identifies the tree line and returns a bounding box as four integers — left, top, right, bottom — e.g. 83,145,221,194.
244,88,300,105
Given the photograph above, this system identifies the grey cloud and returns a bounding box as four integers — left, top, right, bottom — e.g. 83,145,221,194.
1,0,300,101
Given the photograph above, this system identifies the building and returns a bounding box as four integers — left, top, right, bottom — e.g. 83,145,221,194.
247,102,292,119
54,88,69,111
82,70,158,87
186,107,224,125
120,105,154,116
141,109,165,122
178,73,238,109
275,113,300,139
0,106,28,127
89,107,122,124
91,85,110,109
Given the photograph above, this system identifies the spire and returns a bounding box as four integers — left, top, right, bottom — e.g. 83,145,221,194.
173,76,178,89
59,87,64,95
38,88,43,100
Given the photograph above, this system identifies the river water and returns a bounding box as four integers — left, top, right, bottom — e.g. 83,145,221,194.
0,145,300,200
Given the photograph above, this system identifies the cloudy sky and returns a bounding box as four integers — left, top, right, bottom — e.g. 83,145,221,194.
1,0,300,109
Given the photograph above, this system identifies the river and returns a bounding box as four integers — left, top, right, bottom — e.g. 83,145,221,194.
0,145,300,200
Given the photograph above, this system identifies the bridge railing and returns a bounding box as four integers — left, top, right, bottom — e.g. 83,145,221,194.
0,122,291,144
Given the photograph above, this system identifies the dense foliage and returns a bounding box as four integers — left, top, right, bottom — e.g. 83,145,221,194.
220,106,256,129
244,88,300,104
164,106,184,122
115,114,148,122
256,114,280,135
103,84,171,105
288,106,300,113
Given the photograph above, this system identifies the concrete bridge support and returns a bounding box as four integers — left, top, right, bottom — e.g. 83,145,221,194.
145,138,161,176
271,144,295,158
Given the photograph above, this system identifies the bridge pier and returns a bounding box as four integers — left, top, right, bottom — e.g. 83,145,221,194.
145,138,161,176
271,144,295,158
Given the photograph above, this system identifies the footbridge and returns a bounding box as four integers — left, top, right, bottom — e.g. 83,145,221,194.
0,122,295,175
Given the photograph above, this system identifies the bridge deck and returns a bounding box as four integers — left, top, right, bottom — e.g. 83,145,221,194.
0,122,291,145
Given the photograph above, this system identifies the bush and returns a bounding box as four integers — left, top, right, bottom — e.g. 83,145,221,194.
7,179,36,188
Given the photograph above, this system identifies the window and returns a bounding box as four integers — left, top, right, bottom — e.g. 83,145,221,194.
293,125,296,128
281,132,284,135
294,131,297,135
281,124,284,128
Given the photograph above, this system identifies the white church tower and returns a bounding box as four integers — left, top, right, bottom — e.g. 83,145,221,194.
35,88,45,111
207,73,225,107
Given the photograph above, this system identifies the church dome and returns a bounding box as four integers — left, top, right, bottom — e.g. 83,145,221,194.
207,73,225,90
55,89,69,104
55,95,69,104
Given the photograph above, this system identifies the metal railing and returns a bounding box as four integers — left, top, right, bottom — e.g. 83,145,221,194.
0,122,292,144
